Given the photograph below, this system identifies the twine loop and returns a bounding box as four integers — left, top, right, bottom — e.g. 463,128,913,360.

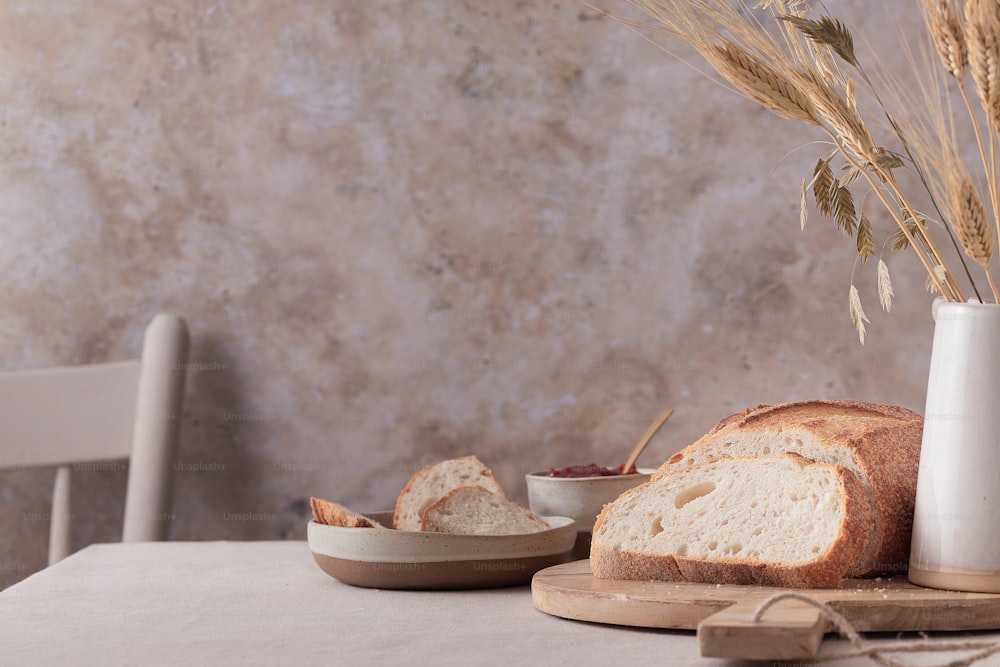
752,591,1000,666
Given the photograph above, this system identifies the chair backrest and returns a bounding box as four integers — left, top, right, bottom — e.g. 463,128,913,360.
0,313,190,564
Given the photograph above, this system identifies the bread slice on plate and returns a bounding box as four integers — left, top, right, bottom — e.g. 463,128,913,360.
657,400,921,577
310,497,384,528
393,455,506,531
420,485,550,535
590,453,873,588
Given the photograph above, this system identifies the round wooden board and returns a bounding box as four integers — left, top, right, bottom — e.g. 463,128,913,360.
531,559,1000,633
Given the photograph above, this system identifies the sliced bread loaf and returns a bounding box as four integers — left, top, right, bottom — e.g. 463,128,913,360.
420,485,549,535
310,497,384,528
393,455,506,531
590,453,872,588
656,400,922,576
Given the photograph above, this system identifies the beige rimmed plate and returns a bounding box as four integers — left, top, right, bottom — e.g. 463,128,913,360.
308,511,577,589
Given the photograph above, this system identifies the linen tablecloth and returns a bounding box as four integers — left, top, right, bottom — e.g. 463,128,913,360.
1,541,996,666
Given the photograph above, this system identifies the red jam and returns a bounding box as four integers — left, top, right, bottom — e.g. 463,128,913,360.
546,463,639,478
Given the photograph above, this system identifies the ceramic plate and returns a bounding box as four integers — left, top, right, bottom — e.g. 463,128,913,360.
308,511,577,589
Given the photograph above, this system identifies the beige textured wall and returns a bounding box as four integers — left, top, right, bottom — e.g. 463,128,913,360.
0,0,935,588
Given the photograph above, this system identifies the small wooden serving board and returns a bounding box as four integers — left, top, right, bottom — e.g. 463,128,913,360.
531,560,1000,661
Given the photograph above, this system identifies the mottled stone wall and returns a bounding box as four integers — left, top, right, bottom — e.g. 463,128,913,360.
0,0,936,588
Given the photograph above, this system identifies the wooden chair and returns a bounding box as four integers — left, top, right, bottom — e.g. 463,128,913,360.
0,313,190,564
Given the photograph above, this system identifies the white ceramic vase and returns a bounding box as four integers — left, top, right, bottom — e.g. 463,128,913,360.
909,299,1000,592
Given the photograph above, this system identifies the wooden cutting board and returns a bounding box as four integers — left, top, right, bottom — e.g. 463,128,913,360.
531,560,1000,661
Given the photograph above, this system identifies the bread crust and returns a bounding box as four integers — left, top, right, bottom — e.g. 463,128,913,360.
590,453,874,588
659,400,922,576
310,497,381,528
393,455,506,530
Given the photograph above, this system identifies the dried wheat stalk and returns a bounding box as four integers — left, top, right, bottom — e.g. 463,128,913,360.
705,41,819,125
781,10,964,301
898,3,1000,301
606,0,1000,337
883,169,965,301
954,176,993,267
923,0,968,79
967,0,1000,130
800,70,878,163
949,172,1000,299
964,0,1000,259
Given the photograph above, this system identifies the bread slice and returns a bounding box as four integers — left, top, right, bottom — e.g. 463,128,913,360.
420,485,550,535
310,497,384,528
393,455,507,531
590,453,872,588
656,400,922,577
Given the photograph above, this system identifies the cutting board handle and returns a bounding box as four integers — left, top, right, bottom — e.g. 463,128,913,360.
697,597,829,660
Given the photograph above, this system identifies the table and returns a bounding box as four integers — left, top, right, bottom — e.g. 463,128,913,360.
1,541,997,666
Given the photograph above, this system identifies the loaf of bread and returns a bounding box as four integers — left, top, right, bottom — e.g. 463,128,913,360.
420,485,549,535
310,497,384,528
393,455,507,531
591,400,922,587
657,400,922,577
590,453,872,587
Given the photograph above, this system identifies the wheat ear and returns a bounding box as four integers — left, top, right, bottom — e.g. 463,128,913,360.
967,0,1000,128
924,0,969,79
965,0,1000,268
800,71,877,163
902,2,991,300
705,41,820,126
954,177,993,266
952,175,1000,299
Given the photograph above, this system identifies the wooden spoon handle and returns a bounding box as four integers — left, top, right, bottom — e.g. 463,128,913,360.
623,408,674,472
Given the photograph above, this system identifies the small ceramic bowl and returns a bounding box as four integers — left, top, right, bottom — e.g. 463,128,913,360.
525,468,654,560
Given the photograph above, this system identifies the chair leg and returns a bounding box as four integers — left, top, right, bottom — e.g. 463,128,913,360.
48,465,72,565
